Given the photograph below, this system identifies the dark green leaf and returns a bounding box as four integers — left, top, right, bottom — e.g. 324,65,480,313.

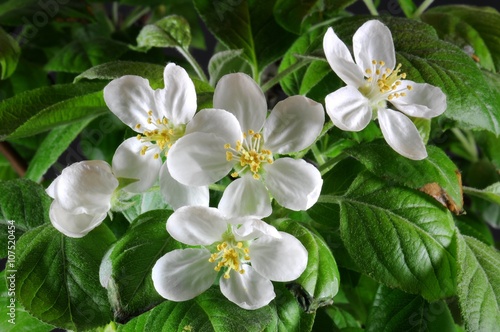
136,15,191,50
16,224,115,330
455,214,494,246
0,82,107,140
0,27,20,79
100,210,179,322
366,285,455,332
422,5,500,72
456,234,500,331
278,220,340,313
325,171,457,301
117,288,274,331
0,179,51,257
345,141,464,215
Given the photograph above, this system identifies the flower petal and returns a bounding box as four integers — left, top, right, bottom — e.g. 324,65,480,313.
213,73,267,132
167,132,233,186
219,265,275,310
159,162,209,210
250,232,308,282
323,27,365,87
154,63,197,125
112,137,162,193
263,96,325,154
233,219,281,241
378,108,427,160
389,81,447,118
218,175,272,219
49,201,106,238
185,108,242,143
325,86,372,131
353,20,395,75
152,248,217,302
53,160,118,214
166,206,227,245
104,75,156,132
264,158,322,211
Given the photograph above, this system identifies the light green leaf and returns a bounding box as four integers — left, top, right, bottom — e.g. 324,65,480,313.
24,119,93,182
278,220,339,313
100,210,179,322
397,0,417,18
321,170,457,301
117,288,274,332
0,82,107,140
16,224,115,330
0,179,51,257
463,182,500,205
0,27,20,79
345,141,464,215
117,189,169,223
136,15,191,50
208,49,252,86
457,234,500,331
366,285,455,332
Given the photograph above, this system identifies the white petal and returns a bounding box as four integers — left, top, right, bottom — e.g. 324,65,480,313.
264,158,322,211
323,27,365,87
167,132,233,186
49,201,106,238
154,63,197,125
390,81,447,118
45,177,59,198
213,73,267,132
104,75,156,132
152,248,217,302
250,232,308,282
233,219,281,241
263,96,325,154
112,137,162,193
159,162,209,210
185,108,242,143
219,265,275,310
353,20,395,74
378,108,427,160
325,86,372,132
53,160,118,214
218,176,272,219
166,206,227,245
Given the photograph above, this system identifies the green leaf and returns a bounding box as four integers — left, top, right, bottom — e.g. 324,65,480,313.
118,189,169,223
278,220,339,313
100,210,180,322
16,224,115,330
193,0,296,74
397,0,417,18
345,141,464,215
464,182,500,205
0,179,51,257
208,49,252,86
117,288,274,331
74,61,165,88
0,270,54,332
456,234,500,331
44,38,129,74
422,5,500,72
24,119,93,182
455,214,494,246
136,15,191,50
0,27,20,79
366,285,455,332
324,170,457,301
0,82,107,140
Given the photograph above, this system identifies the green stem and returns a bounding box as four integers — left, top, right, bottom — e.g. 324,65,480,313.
311,144,326,166
319,153,347,175
123,6,150,29
209,183,227,192
112,2,119,27
451,128,478,162
261,57,313,93
412,0,434,18
176,46,209,83
362,0,379,16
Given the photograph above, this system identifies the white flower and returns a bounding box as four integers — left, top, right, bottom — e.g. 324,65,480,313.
152,206,308,310
167,73,324,218
46,160,119,238
323,20,447,160
104,63,208,209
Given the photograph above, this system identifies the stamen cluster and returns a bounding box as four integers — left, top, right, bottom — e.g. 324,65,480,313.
208,239,251,279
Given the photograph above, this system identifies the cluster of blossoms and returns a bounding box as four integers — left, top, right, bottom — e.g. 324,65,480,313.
45,20,446,309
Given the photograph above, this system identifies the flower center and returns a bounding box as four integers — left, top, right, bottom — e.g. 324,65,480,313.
361,60,413,102
224,129,273,180
135,110,185,159
208,237,251,279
